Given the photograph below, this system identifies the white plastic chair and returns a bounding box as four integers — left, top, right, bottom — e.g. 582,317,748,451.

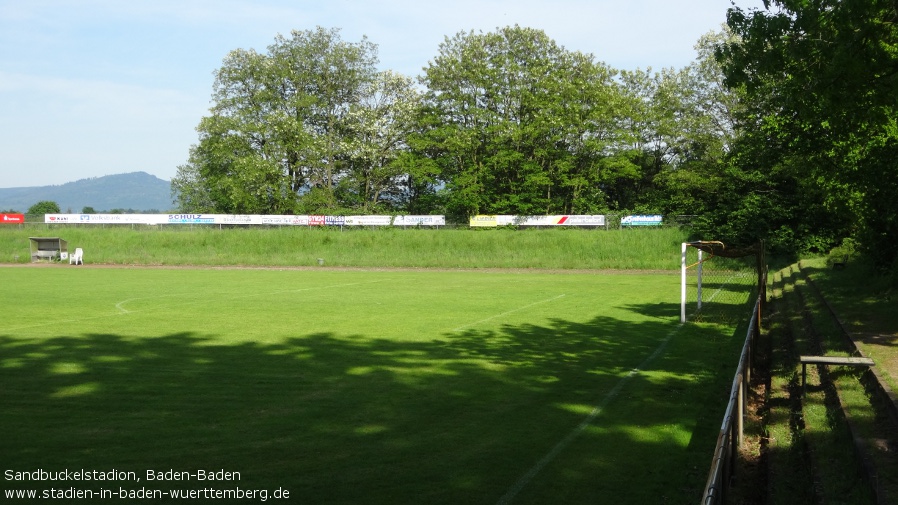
70,248,83,265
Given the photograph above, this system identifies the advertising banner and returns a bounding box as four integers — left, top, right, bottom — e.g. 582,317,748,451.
393,215,446,226
47,214,166,224
469,215,606,227
513,215,606,226
167,214,215,224
469,215,499,227
77,214,166,224
217,214,258,225
554,215,606,226
1,213,25,224
45,214,74,223
260,215,311,226
344,215,393,226
621,215,663,227
40,213,455,228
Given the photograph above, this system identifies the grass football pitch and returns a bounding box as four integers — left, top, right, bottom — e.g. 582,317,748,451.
1,266,750,504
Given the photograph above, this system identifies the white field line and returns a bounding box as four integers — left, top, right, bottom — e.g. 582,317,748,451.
694,270,743,317
115,293,193,314
495,322,684,505
113,280,382,315
0,281,383,332
706,273,738,303
451,294,567,332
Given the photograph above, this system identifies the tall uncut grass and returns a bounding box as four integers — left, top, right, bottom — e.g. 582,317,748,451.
0,225,691,270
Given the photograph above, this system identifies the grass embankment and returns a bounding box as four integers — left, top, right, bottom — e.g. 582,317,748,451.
0,225,690,270
733,258,898,504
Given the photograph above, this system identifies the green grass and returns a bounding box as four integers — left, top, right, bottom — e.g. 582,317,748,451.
1,266,750,504
800,257,898,392
0,226,690,270
751,264,880,505
762,267,815,504
796,259,898,500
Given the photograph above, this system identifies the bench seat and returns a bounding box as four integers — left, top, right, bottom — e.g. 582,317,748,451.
800,355,875,393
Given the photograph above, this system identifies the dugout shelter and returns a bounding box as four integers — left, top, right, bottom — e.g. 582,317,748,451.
29,237,68,262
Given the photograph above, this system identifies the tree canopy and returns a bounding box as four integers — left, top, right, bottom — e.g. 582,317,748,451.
718,0,898,269
175,27,381,214
27,200,60,215
173,18,898,273
417,26,625,218
176,26,731,220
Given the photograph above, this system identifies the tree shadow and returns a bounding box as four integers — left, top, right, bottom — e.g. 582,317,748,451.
0,308,744,504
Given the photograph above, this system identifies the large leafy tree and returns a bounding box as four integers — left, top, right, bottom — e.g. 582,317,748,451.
174,27,379,213
338,70,425,212
613,68,684,211
656,31,742,217
610,30,746,217
418,26,622,219
719,0,898,267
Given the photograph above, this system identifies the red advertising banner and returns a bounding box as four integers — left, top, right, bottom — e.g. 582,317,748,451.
1,213,24,224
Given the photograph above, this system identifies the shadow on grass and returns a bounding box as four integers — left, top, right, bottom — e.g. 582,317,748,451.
800,262,898,345
0,312,743,504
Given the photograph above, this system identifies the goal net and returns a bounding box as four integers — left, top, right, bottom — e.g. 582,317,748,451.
680,241,764,324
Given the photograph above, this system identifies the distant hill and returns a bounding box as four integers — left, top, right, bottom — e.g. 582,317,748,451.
0,172,175,213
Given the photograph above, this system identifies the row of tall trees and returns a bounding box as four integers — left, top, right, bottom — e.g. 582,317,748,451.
174,12,898,271
174,26,733,220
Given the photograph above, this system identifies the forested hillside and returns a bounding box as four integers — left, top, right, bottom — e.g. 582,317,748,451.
0,172,173,213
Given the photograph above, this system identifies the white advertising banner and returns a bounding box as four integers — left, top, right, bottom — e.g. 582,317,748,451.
166,214,216,224
621,215,663,226
393,215,446,226
554,215,606,226
515,215,606,226
46,214,167,224
216,214,259,225
259,215,311,226
468,215,606,227
44,213,445,227
343,215,393,226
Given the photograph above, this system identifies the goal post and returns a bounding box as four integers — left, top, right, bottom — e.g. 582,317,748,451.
681,242,699,322
681,240,765,324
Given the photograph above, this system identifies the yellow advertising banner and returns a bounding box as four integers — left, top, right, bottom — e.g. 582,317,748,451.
469,215,498,227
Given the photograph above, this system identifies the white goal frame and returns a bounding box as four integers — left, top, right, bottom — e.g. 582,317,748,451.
681,240,765,323
680,241,725,323
681,242,697,322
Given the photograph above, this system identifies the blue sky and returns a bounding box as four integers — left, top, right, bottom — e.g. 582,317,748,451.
0,0,766,189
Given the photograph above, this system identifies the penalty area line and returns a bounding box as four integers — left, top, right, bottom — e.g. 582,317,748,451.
451,294,567,332
113,280,384,315
495,322,684,505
